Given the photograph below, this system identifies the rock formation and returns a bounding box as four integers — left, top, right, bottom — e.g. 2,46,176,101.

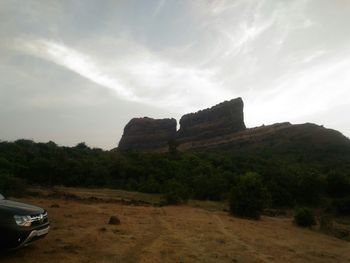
118,117,176,151
118,98,246,151
117,97,350,153
177,97,246,143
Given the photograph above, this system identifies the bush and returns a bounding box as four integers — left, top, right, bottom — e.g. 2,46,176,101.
267,182,295,207
229,172,269,219
296,171,326,205
163,192,182,205
162,180,189,205
192,174,228,200
294,207,316,227
0,173,27,197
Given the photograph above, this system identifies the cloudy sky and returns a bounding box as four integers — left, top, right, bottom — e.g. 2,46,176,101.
1,0,350,149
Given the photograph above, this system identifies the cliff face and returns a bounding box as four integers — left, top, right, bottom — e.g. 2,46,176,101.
177,97,246,143
118,117,176,151
117,97,350,153
117,97,246,151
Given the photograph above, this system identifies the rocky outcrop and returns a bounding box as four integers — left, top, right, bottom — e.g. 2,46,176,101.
117,97,350,153
118,117,176,151
118,98,246,152
177,97,246,143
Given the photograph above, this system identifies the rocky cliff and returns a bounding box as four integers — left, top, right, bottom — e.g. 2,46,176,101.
177,97,246,143
117,97,350,153
118,117,176,151
118,98,246,151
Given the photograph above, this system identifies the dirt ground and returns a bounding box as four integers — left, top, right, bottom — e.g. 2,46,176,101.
1,193,350,263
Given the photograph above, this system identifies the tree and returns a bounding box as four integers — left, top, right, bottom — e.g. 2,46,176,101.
229,172,269,219
296,171,326,205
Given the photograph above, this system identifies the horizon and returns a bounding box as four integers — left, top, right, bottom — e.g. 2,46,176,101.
1,0,350,149
2,101,349,151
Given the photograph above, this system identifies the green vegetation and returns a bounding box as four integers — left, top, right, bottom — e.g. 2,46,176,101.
0,139,350,216
294,207,316,227
229,172,268,219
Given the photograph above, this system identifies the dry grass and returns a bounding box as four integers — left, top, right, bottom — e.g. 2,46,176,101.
1,189,350,263
31,186,163,205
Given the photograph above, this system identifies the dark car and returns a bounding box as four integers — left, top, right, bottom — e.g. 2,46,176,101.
0,193,50,250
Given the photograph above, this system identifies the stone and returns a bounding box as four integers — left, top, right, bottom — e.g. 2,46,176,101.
108,216,121,225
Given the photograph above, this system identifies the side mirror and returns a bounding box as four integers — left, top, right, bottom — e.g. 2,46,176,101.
0,194,5,200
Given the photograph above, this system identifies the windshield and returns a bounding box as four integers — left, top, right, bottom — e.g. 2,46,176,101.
0,194,4,200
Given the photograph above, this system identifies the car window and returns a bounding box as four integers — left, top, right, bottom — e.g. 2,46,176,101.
0,194,4,200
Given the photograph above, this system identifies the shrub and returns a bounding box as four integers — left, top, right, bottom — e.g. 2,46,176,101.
296,171,326,205
163,192,182,205
267,181,295,207
294,207,316,227
192,174,228,200
162,180,189,205
229,172,269,219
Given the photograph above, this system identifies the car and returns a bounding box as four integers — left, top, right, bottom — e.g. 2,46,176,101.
0,193,50,250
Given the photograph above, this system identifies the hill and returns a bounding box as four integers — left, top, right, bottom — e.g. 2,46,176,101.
117,98,350,156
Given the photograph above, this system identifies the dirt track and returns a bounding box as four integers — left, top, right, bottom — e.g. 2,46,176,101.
1,197,350,263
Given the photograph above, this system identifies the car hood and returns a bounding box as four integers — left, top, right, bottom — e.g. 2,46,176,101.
0,200,45,215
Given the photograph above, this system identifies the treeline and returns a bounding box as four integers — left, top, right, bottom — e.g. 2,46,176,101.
1,139,350,216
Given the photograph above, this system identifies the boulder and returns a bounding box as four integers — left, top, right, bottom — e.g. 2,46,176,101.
108,216,121,225
50,203,60,208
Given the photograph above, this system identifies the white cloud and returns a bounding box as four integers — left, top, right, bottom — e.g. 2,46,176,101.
244,55,350,126
152,0,167,17
301,50,326,64
14,38,137,100
12,37,231,113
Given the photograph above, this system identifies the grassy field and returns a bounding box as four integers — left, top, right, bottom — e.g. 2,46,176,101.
1,188,349,263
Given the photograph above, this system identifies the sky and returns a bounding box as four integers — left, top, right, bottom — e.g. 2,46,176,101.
1,0,350,149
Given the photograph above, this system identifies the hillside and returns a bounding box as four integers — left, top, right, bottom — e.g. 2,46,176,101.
180,122,350,157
